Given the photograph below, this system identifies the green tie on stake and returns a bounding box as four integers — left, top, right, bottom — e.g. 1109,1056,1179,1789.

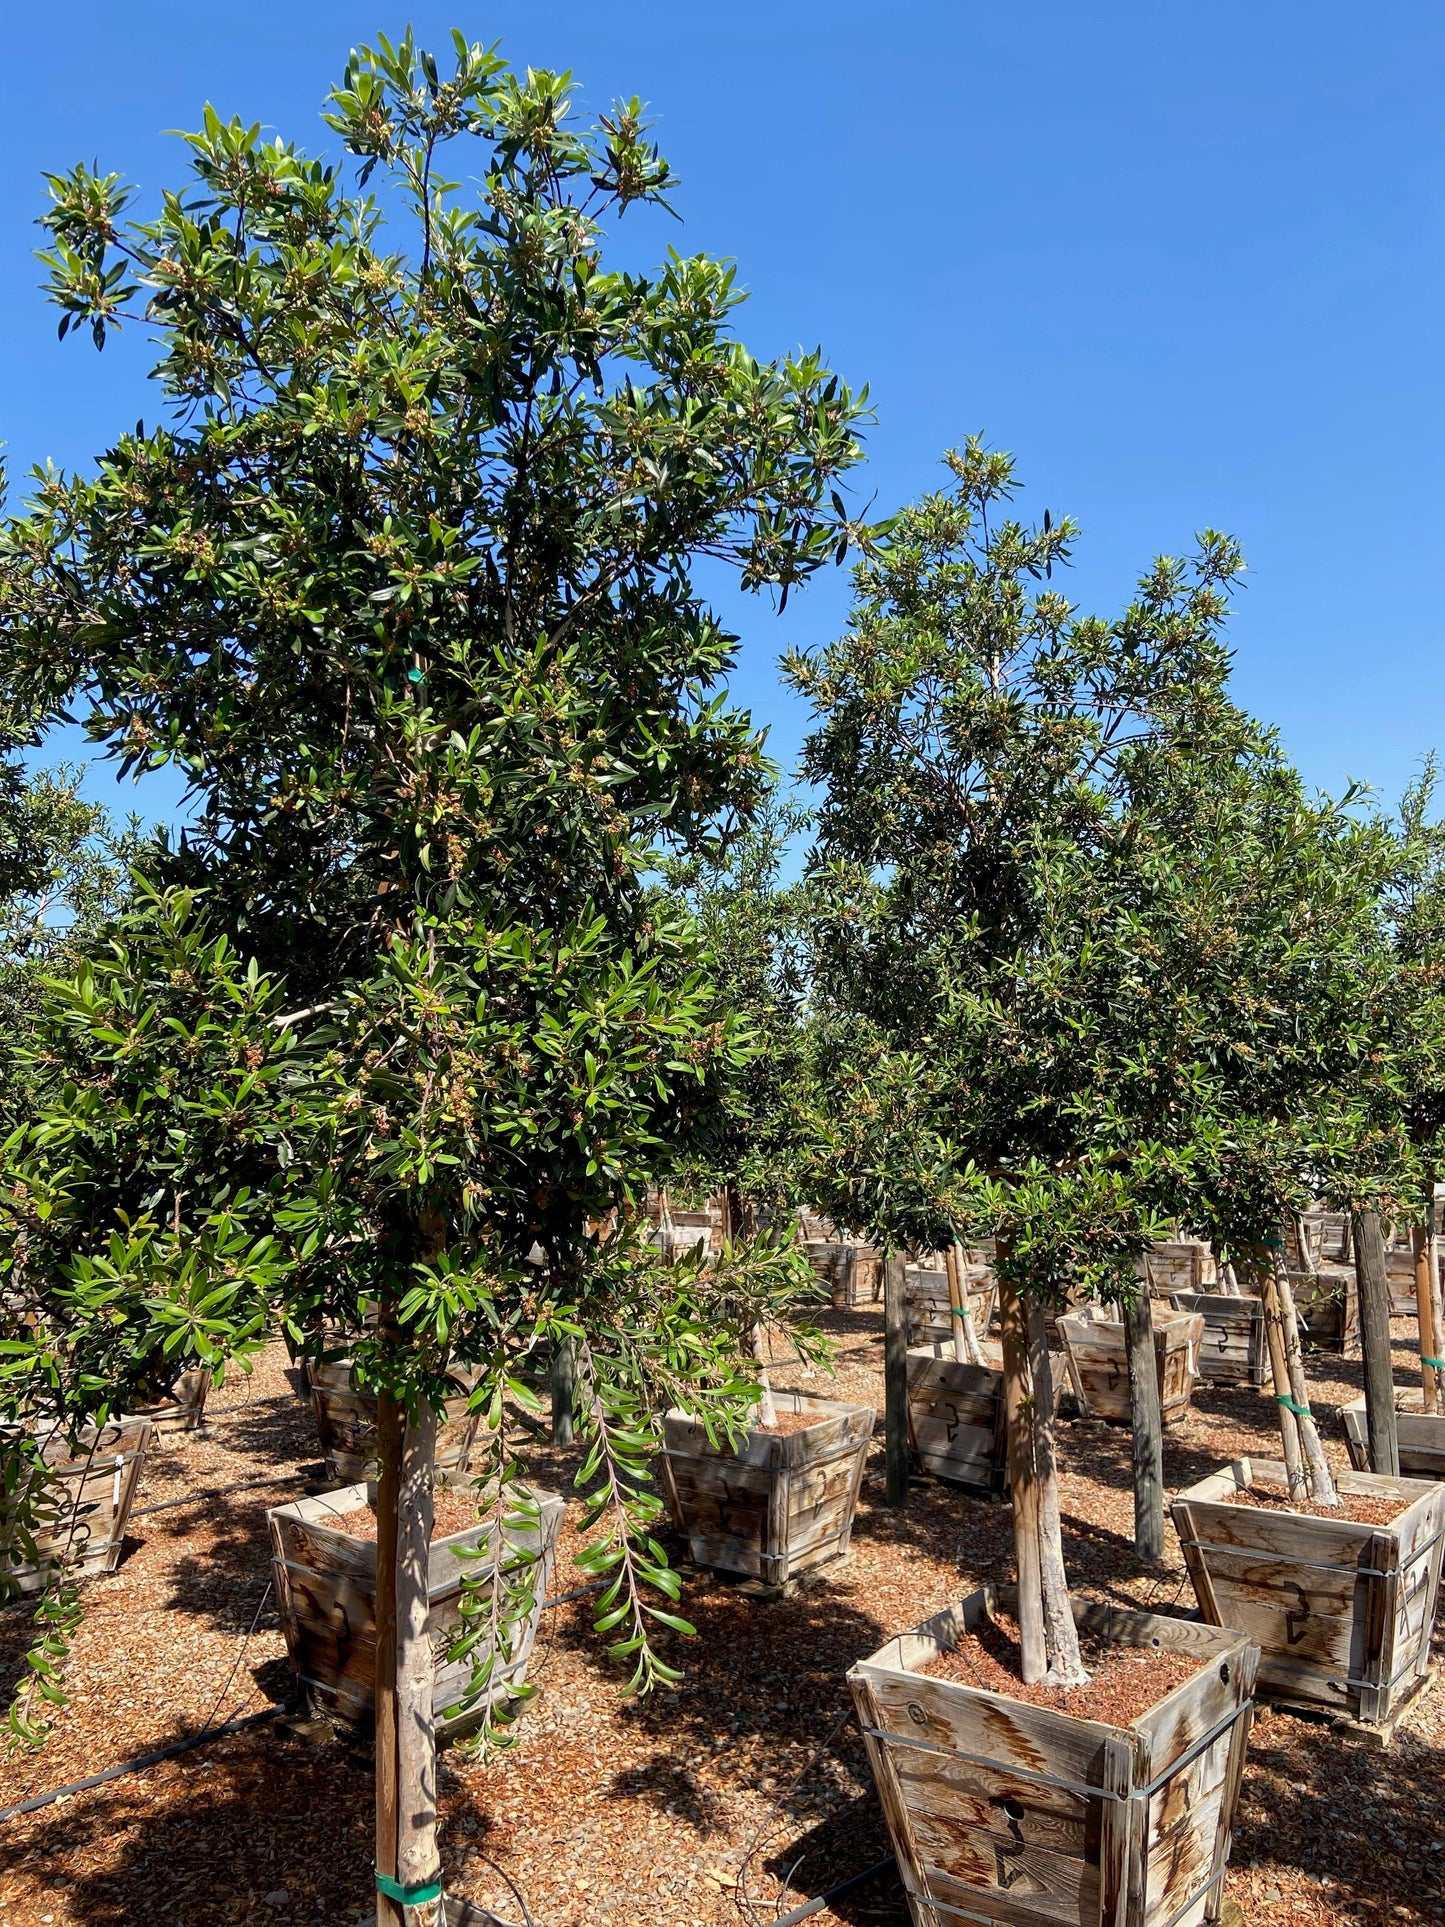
375,1871,444,1906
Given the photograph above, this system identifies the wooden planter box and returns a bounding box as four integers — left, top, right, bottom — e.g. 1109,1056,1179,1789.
1288,1266,1358,1354
1342,1395,1445,1481
267,1481,563,1729
308,1359,486,1483
849,1585,1258,1927
1145,1240,1217,1295
1172,1457,1445,1732
1168,1291,1268,1389
904,1262,996,1350
905,1348,1064,1496
1059,1306,1205,1428
660,1392,874,1589
1,1416,155,1594
131,1365,214,1434
804,1239,884,1310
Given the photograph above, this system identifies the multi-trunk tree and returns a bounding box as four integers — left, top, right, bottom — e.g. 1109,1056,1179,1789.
0,30,865,1921
791,442,1401,1680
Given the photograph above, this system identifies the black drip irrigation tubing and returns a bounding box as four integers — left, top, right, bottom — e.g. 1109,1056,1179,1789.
768,1858,897,1927
131,1471,312,1518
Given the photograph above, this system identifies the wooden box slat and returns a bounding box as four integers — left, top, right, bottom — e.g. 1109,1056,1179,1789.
904,1265,997,1351
1168,1291,1268,1388
1144,1242,1217,1296
308,1359,486,1483
1342,1395,1445,1482
267,1481,563,1729
130,1366,214,1434
804,1240,884,1310
0,1416,155,1594
1058,1309,1205,1429
849,1586,1257,1927
1287,1267,1359,1355
1171,1456,1445,1728
661,1392,874,1587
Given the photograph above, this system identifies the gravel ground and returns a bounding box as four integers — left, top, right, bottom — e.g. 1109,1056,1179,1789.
1,1312,1443,1927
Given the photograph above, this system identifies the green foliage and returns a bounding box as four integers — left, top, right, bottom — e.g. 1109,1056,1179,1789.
0,28,869,1718
790,440,1402,1292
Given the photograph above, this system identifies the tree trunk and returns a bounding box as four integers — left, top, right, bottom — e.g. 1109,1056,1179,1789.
1354,1209,1400,1478
946,1243,985,1365
1023,1299,1087,1685
374,1392,404,1927
883,1255,909,1508
1259,1267,1308,1504
1295,1215,1319,1276
748,1323,778,1429
1272,1261,1339,1506
1122,1265,1165,1565
996,1264,1045,1684
1220,1261,1242,1298
390,1403,442,1925
550,1337,575,1446
1414,1222,1439,1416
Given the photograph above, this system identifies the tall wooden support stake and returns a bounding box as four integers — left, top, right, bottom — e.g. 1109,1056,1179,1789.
1023,1299,1086,1684
996,1266,1046,1683
374,1391,404,1927
1415,1223,1439,1416
945,1243,984,1365
1354,1210,1400,1477
1259,1267,1307,1503
883,1255,910,1509
395,1402,441,1924
1123,1265,1165,1565
550,1337,575,1446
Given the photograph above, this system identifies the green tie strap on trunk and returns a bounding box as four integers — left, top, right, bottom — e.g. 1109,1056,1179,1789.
375,1871,443,1906
1275,1394,1312,1418
1263,1235,1284,1250
1422,1356,1445,1371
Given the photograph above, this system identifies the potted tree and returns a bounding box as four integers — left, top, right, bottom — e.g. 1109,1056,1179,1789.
0,30,870,1921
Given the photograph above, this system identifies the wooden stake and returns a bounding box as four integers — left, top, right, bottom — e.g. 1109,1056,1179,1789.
1272,1260,1339,1506
374,1391,404,1927
1415,1222,1439,1417
395,1401,441,1925
1123,1264,1165,1565
1259,1266,1307,1504
748,1323,778,1429
945,1243,984,1365
883,1255,909,1509
1023,1298,1086,1685
1354,1210,1400,1478
996,1263,1046,1684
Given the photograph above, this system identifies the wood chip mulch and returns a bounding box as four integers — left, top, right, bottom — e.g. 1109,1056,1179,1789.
2,1316,1444,1927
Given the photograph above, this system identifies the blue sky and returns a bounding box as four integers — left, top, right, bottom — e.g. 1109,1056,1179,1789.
2,3,1441,832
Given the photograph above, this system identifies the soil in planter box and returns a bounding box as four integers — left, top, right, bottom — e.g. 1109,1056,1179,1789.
333,1490,485,1541
753,1409,821,1437
1225,1486,1405,1526
917,1613,1199,1724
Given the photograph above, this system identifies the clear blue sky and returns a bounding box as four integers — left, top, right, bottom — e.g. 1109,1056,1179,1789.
2,3,1442,829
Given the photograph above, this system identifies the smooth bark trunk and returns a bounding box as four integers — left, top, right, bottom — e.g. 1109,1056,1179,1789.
883,1256,909,1508
394,1402,441,1924
1272,1261,1339,1506
1259,1267,1307,1504
374,1393,404,1927
1354,1210,1400,1478
1122,1267,1165,1565
550,1337,575,1446
946,1243,985,1365
1023,1299,1087,1685
1295,1215,1319,1276
996,1265,1046,1684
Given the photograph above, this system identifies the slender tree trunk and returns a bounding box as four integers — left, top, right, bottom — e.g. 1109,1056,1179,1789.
1220,1261,1242,1298
946,1243,985,1365
550,1337,575,1446
748,1323,777,1428
1023,1299,1087,1685
374,1392,404,1927
1295,1215,1319,1276
1122,1265,1165,1565
392,1402,441,1925
1259,1267,1307,1504
883,1255,909,1508
1272,1261,1339,1505
1354,1210,1400,1478
996,1264,1045,1684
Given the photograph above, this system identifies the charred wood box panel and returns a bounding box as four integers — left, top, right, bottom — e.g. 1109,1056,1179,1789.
660,1392,875,1587
1288,1267,1359,1355
1171,1457,1445,1727
267,1482,563,1729
1342,1396,1445,1482
0,1416,155,1594
1059,1309,1205,1428
805,1240,885,1310
848,1585,1258,1927
904,1265,997,1350
1168,1292,1269,1389
308,1359,485,1484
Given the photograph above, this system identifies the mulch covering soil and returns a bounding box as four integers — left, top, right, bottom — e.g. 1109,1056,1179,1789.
1227,1486,1407,1525
334,1492,490,1543
3,1315,1445,1926
918,1614,1201,1723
